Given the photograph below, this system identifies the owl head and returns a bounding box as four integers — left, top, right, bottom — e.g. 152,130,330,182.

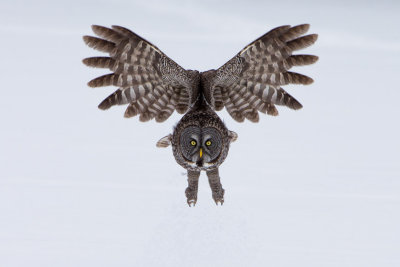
157,119,237,171
179,126,225,168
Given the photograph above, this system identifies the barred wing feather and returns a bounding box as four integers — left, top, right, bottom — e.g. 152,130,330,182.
206,24,318,122
83,25,198,122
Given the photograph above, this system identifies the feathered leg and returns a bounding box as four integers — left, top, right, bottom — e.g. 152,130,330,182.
206,168,225,205
185,170,200,206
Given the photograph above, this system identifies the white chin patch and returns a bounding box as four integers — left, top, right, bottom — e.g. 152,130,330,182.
188,162,197,168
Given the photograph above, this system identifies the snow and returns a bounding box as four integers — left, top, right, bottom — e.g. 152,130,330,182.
0,0,399,266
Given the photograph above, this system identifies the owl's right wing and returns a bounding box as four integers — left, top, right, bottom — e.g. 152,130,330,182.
83,25,199,122
204,24,318,122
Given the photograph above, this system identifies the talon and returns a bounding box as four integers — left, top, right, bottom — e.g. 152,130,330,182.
185,186,198,207
212,188,225,206
214,199,224,206
187,199,196,207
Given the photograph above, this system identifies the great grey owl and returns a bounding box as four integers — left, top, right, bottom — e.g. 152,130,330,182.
82,24,318,206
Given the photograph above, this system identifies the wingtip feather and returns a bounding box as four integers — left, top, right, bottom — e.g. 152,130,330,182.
306,77,314,85
91,24,104,34
82,35,90,44
98,100,111,110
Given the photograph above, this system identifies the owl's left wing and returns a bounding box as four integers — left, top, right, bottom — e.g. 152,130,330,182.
204,24,318,122
83,25,199,122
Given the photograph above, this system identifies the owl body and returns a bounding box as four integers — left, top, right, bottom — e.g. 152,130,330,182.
83,24,318,205
171,90,231,172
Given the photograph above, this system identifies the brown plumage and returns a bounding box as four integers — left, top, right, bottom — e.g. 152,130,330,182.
83,24,318,205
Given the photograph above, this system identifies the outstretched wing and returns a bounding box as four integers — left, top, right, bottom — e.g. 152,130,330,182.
83,25,199,122
204,24,318,122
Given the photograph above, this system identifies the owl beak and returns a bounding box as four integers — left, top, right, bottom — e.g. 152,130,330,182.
199,148,203,158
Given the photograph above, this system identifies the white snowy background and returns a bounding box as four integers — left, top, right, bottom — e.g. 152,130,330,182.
0,0,399,266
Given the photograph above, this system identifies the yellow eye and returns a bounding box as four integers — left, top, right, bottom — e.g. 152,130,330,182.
190,140,197,146
206,140,212,146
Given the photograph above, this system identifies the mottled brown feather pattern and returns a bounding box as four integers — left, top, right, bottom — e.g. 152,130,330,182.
207,24,318,122
83,25,197,122
83,24,317,123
